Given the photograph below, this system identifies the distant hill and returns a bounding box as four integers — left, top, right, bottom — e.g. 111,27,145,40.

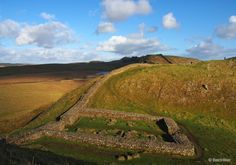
0,63,25,68
138,54,199,64
0,54,200,77
227,56,236,60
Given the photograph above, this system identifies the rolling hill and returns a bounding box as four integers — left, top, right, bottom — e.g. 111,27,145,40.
87,60,236,164
4,55,236,164
0,54,199,77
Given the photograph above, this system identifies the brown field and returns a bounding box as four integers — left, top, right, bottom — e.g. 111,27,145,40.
0,75,87,134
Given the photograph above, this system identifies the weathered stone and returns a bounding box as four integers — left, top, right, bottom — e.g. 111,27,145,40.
132,153,140,159
148,135,157,141
107,119,117,126
126,155,133,160
117,155,126,161
162,117,180,135
127,121,134,127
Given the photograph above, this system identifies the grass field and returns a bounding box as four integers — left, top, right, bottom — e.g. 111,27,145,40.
2,59,236,164
86,60,236,164
67,117,164,136
29,136,198,164
0,79,83,133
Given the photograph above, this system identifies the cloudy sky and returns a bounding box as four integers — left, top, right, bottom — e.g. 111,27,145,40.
0,0,236,63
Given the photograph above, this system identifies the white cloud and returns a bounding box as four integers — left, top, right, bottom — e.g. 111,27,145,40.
40,12,55,20
147,26,158,33
215,15,236,39
0,46,104,64
96,35,169,56
16,21,75,48
102,0,152,21
0,19,20,38
162,12,179,29
186,39,236,60
229,15,236,23
96,22,116,34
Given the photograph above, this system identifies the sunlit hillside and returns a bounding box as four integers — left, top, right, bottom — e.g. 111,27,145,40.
88,60,236,163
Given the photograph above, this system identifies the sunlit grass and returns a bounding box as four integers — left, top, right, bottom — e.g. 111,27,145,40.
0,80,82,133
87,60,236,163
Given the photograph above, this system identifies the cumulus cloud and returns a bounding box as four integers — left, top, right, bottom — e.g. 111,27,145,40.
40,12,55,20
0,46,103,63
96,35,169,56
186,38,236,59
96,22,116,34
0,19,20,38
102,0,152,21
162,12,179,29
16,21,75,48
215,15,236,39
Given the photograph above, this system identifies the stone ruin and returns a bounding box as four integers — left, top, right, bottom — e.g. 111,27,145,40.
6,109,196,157
5,64,197,159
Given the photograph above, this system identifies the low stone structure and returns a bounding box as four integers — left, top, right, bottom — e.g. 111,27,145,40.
7,128,194,157
7,109,195,157
78,108,160,122
6,64,196,158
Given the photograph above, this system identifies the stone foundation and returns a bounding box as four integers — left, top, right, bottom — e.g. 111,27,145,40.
5,64,196,158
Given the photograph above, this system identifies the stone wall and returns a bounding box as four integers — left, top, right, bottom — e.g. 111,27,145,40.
78,108,160,122
8,129,194,157
6,63,196,158
59,63,153,127
7,108,195,157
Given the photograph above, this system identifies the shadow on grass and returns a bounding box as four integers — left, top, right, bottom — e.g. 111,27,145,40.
0,139,95,165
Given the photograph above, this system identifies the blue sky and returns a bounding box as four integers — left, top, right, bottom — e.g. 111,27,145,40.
0,0,236,63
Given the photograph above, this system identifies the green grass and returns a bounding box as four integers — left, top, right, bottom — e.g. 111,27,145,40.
67,117,164,136
29,136,199,165
9,60,236,164
29,137,130,164
87,60,236,164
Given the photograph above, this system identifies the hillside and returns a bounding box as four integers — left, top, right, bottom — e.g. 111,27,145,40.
0,80,83,133
88,60,236,164
0,54,199,77
228,56,236,60
138,54,199,64
5,63,198,164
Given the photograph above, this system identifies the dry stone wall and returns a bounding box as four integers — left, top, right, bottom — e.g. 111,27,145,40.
7,129,194,157
78,108,160,122
59,64,153,127
7,108,195,157
6,63,196,158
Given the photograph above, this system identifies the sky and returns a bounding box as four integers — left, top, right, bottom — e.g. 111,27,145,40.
0,0,236,64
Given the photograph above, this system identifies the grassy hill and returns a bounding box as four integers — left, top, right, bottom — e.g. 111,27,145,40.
0,54,199,77
1,54,208,164
228,56,236,60
138,54,199,64
87,60,236,164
